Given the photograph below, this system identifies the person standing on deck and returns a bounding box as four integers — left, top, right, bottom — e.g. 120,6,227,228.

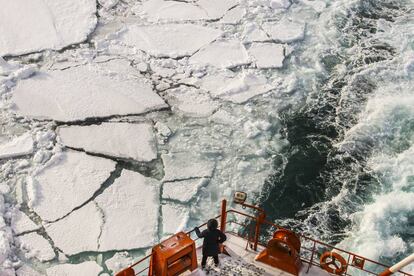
194,219,227,269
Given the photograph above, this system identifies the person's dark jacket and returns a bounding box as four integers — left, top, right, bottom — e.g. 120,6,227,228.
195,226,227,256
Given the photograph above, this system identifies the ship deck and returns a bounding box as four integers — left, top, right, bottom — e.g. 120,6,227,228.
186,232,331,276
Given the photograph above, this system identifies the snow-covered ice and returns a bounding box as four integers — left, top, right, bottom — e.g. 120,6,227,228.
16,265,44,276
45,169,160,255
11,209,40,235
248,43,287,68
162,152,215,182
58,122,157,162
0,0,97,56
121,24,222,58
28,150,116,222
201,71,277,103
46,261,102,276
0,133,34,159
45,202,102,255
162,178,209,203
17,232,55,262
189,40,249,68
220,6,246,24
96,169,160,251
142,0,238,21
12,66,167,122
161,204,188,235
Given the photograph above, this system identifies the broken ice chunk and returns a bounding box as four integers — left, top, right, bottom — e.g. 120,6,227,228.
45,202,102,255
121,24,222,58
162,153,215,182
0,133,33,159
18,232,55,262
0,0,97,56
58,123,157,162
202,71,277,103
189,40,249,69
105,252,134,275
12,66,167,122
166,86,219,117
11,209,40,235
161,204,189,235
162,178,209,203
96,169,160,251
28,150,116,222
248,43,286,68
242,23,269,43
262,19,306,43
269,0,291,9
46,261,102,276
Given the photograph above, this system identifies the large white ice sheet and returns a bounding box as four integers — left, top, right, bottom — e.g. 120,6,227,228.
59,123,157,162
0,0,97,56
161,204,188,235
46,261,102,276
189,40,249,68
45,202,102,255
28,150,116,222
96,169,160,251
12,66,167,122
0,133,33,159
121,24,222,58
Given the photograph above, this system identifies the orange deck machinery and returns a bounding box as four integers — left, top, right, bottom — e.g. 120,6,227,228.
148,231,198,276
255,229,302,275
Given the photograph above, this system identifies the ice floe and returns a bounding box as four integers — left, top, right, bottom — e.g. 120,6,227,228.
96,169,160,251
220,6,246,24
161,204,189,235
248,43,287,68
121,24,222,58
0,0,97,56
0,133,34,159
162,152,215,182
162,178,210,203
189,40,249,68
17,232,55,262
46,261,102,276
28,150,116,222
201,71,277,103
262,19,306,43
58,123,157,162
11,65,167,122
11,209,40,235
166,86,219,117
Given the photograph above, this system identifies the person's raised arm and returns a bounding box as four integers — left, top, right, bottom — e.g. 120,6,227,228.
194,227,203,238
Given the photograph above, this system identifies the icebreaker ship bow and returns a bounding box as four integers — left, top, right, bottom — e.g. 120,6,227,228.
116,192,414,276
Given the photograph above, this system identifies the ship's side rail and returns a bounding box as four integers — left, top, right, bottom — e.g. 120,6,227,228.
126,209,413,276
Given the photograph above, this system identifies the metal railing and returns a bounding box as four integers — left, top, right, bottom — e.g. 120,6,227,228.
126,208,413,276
